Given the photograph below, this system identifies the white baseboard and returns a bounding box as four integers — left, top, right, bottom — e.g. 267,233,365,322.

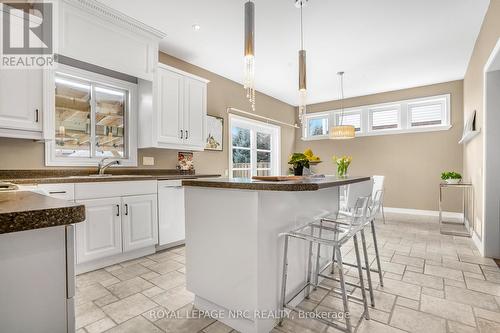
384,207,463,220
472,230,484,256
76,246,156,275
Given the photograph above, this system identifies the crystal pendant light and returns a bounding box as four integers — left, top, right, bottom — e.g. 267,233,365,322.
296,0,307,126
244,0,255,111
330,72,355,139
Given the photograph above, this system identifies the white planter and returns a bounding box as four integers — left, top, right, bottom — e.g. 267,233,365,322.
444,179,461,184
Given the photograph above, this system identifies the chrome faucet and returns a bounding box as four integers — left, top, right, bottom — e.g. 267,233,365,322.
97,157,120,175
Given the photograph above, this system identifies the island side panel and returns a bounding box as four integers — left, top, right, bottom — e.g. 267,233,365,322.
0,225,68,333
185,187,259,314
256,187,339,327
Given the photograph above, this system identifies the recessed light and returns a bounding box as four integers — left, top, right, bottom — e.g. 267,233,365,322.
192,24,201,31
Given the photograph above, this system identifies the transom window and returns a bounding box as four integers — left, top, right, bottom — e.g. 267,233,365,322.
408,98,447,127
307,116,329,137
45,64,138,166
369,106,400,131
302,94,450,139
230,115,280,178
334,111,362,132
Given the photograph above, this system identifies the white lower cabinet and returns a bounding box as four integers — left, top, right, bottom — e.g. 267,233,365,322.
76,197,122,264
73,181,158,271
122,194,158,252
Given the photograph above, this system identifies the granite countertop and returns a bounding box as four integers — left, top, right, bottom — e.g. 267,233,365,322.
182,176,371,191
0,169,220,185
0,191,85,235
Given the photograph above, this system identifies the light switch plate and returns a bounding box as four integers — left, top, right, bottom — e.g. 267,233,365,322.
143,156,155,166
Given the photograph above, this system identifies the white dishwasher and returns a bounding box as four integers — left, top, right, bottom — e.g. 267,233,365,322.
157,180,186,249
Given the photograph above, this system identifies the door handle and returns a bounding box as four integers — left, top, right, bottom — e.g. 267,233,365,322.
125,204,128,216
35,109,39,123
116,204,120,216
49,191,67,194
185,130,189,140
180,130,184,139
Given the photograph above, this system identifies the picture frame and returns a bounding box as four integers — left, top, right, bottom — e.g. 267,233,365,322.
205,115,224,151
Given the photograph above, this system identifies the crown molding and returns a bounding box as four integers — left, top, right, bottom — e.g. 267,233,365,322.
62,0,167,39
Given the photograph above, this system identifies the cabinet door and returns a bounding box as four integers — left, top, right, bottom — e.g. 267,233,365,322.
76,198,122,264
158,184,185,246
183,77,206,148
157,68,184,145
0,68,43,132
122,194,158,252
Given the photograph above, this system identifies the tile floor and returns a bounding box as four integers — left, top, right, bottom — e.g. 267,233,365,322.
75,214,500,333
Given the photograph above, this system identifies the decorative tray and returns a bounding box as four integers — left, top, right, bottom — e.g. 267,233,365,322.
251,176,304,181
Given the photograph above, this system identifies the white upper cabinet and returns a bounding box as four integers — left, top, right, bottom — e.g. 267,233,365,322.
0,4,43,139
157,69,185,145
138,64,209,151
0,69,43,139
58,0,166,80
184,77,206,148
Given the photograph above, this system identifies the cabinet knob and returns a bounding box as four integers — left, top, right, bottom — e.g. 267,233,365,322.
116,204,120,216
180,130,184,139
185,130,189,140
125,204,129,216
35,109,39,123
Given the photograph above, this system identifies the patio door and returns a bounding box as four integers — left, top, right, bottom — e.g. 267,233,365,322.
229,114,280,178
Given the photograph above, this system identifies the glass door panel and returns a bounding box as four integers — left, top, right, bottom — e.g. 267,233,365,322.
54,75,91,157
232,127,251,177
256,131,271,176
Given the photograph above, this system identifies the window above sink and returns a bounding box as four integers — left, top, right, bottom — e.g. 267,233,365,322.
44,64,138,167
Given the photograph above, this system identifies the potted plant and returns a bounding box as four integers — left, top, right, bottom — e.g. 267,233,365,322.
441,171,462,184
288,153,310,176
333,155,352,178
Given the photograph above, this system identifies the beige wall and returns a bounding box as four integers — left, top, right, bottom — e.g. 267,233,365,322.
294,81,464,211
463,0,500,238
0,52,296,174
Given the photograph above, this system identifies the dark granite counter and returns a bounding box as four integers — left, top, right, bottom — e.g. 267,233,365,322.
0,191,85,234
0,169,220,185
182,176,371,191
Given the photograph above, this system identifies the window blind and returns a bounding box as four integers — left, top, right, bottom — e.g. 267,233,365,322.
336,112,361,131
409,101,444,127
371,108,399,130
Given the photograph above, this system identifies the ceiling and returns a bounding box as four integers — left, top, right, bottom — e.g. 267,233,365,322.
98,0,489,107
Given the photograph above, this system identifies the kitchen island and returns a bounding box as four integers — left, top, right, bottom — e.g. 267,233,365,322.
0,191,85,333
182,176,371,333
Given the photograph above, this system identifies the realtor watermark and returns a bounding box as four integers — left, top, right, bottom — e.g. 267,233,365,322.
146,308,349,321
1,1,56,68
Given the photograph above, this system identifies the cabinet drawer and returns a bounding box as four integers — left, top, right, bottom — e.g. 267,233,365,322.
38,183,75,201
75,181,157,200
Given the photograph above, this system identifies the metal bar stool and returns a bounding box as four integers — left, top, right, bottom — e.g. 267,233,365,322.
278,196,371,333
324,189,386,305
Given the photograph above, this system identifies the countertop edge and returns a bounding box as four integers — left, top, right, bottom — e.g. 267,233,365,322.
182,176,372,191
4,174,221,185
0,192,86,235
